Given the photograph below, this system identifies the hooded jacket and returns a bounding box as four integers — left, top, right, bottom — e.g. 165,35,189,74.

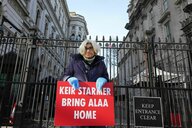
61,54,109,82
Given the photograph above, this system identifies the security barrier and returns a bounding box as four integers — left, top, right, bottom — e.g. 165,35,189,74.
0,35,191,128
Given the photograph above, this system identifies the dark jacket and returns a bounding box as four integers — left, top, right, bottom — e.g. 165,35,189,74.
61,54,109,82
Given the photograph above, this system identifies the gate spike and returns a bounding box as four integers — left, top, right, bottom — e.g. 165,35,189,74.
165,38,168,42
179,38,182,43
123,36,125,41
136,37,139,42
116,36,118,41
129,34,133,42
158,37,161,42
14,32,17,37
102,36,105,41
172,37,175,43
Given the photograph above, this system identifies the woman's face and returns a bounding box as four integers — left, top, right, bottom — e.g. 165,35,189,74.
84,43,95,59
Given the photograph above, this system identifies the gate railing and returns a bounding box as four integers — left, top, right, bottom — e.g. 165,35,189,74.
0,35,191,128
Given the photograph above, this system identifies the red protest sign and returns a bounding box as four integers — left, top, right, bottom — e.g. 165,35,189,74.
54,81,115,126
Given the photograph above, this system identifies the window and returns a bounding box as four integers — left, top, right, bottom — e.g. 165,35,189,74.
70,34,75,40
77,35,81,40
35,10,41,27
72,26,75,30
163,0,168,11
44,23,48,38
164,21,171,41
58,7,61,22
150,9,155,27
54,1,57,12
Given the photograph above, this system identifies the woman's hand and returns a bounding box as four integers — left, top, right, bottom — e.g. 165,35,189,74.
96,77,107,91
67,77,79,90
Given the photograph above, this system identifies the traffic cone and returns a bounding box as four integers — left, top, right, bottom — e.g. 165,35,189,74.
9,102,16,125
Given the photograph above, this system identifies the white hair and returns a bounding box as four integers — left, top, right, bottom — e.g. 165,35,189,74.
78,39,100,55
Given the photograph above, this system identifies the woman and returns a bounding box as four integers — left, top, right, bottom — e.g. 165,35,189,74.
62,39,109,91
61,39,109,128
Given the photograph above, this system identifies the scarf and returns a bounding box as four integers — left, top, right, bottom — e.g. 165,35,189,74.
83,56,95,65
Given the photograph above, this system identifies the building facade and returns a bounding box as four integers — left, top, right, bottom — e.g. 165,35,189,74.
0,1,89,125
69,12,88,41
0,0,88,81
0,0,88,39
116,1,192,127
125,0,192,42
118,0,192,86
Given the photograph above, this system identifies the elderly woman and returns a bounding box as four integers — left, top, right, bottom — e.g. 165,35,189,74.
60,39,109,128
62,39,109,91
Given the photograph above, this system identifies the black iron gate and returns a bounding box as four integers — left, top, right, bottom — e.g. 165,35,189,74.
0,35,191,128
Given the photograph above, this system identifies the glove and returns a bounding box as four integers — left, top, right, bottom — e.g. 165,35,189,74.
96,77,107,91
67,77,79,90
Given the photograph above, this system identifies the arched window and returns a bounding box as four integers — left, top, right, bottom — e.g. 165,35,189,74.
44,23,48,38
79,27,81,31
35,10,41,28
70,34,75,40
77,35,81,41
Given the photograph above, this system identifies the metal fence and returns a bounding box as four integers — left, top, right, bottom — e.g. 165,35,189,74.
0,35,191,128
